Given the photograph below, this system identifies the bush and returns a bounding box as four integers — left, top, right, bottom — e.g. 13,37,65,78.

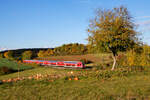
80,59,93,64
0,53,4,58
95,70,113,79
117,48,150,68
91,66,146,80
0,66,17,75
128,66,145,72
4,51,14,59
116,53,127,67
22,51,33,60
92,63,111,71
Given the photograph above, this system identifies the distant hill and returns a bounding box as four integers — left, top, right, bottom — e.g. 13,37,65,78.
0,48,53,58
0,43,88,58
0,48,52,53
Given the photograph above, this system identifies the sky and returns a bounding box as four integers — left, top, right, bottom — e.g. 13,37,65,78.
0,0,150,50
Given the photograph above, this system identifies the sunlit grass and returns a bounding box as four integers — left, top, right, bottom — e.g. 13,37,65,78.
0,58,32,70
1,56,150,99
0,73,150,100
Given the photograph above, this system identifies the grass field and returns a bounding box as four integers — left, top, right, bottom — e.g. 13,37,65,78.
37,54,112,64
0,67,150,100
0,55,150,100
0,58,33,71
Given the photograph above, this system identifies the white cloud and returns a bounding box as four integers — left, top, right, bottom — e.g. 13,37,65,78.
137,20,150,26
136,18,150,32
0,47,8,51
136,16,150,19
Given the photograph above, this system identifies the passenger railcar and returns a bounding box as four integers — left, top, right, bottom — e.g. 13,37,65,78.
23,60,85,68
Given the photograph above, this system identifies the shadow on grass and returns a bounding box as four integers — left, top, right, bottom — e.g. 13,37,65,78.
44,66,93,70
84,66,93,69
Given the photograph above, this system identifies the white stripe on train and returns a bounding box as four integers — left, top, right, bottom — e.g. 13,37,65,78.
23,60,85,68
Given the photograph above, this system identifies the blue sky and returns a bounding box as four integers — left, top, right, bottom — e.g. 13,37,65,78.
0,0,150,50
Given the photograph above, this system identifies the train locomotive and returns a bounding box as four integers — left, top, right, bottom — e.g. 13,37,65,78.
23,60,85,69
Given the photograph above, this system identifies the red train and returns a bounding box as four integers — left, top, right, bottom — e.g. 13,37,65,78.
23,60,85,69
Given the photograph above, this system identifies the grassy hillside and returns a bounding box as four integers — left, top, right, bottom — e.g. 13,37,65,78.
0,54,150,99
0,58,32,71
0,65,150,99
0,67,69,80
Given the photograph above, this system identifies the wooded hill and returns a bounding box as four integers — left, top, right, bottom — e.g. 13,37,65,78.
0,43,90,60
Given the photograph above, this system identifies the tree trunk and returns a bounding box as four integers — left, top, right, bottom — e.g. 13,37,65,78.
111,54,116,70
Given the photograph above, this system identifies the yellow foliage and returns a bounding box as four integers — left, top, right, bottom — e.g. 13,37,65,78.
38,49,54,57
126,50,137,66
4,52,9,58
139,45,150,67
4,51,13,59
46,49,54,56
125,45,150,67
38,50,45,57
22,51,33,60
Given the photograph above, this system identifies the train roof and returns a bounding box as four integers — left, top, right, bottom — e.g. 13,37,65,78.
24,60,81,63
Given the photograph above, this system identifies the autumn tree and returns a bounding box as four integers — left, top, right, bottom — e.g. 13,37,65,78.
87,6,139,70
22,51,33,60
53,47,61,55
52,43,88,56
37,49,54,57
139,45,150,67
71,43,79,54
45,49,54,56
79,44,87,54
4,51,14,59
0,53,4,58
38,50,46,57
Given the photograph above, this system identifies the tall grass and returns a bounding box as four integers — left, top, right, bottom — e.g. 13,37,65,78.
0,70,150,100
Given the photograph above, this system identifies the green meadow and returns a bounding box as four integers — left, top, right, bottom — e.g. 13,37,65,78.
0,58,32,71
0,57,150,100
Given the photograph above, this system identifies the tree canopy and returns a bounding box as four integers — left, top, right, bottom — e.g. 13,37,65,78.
4,51,14,59
87,6,140,70
22,51,33,60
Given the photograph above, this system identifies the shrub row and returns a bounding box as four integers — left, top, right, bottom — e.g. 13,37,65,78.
89,65,146,80
0,66,17,75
